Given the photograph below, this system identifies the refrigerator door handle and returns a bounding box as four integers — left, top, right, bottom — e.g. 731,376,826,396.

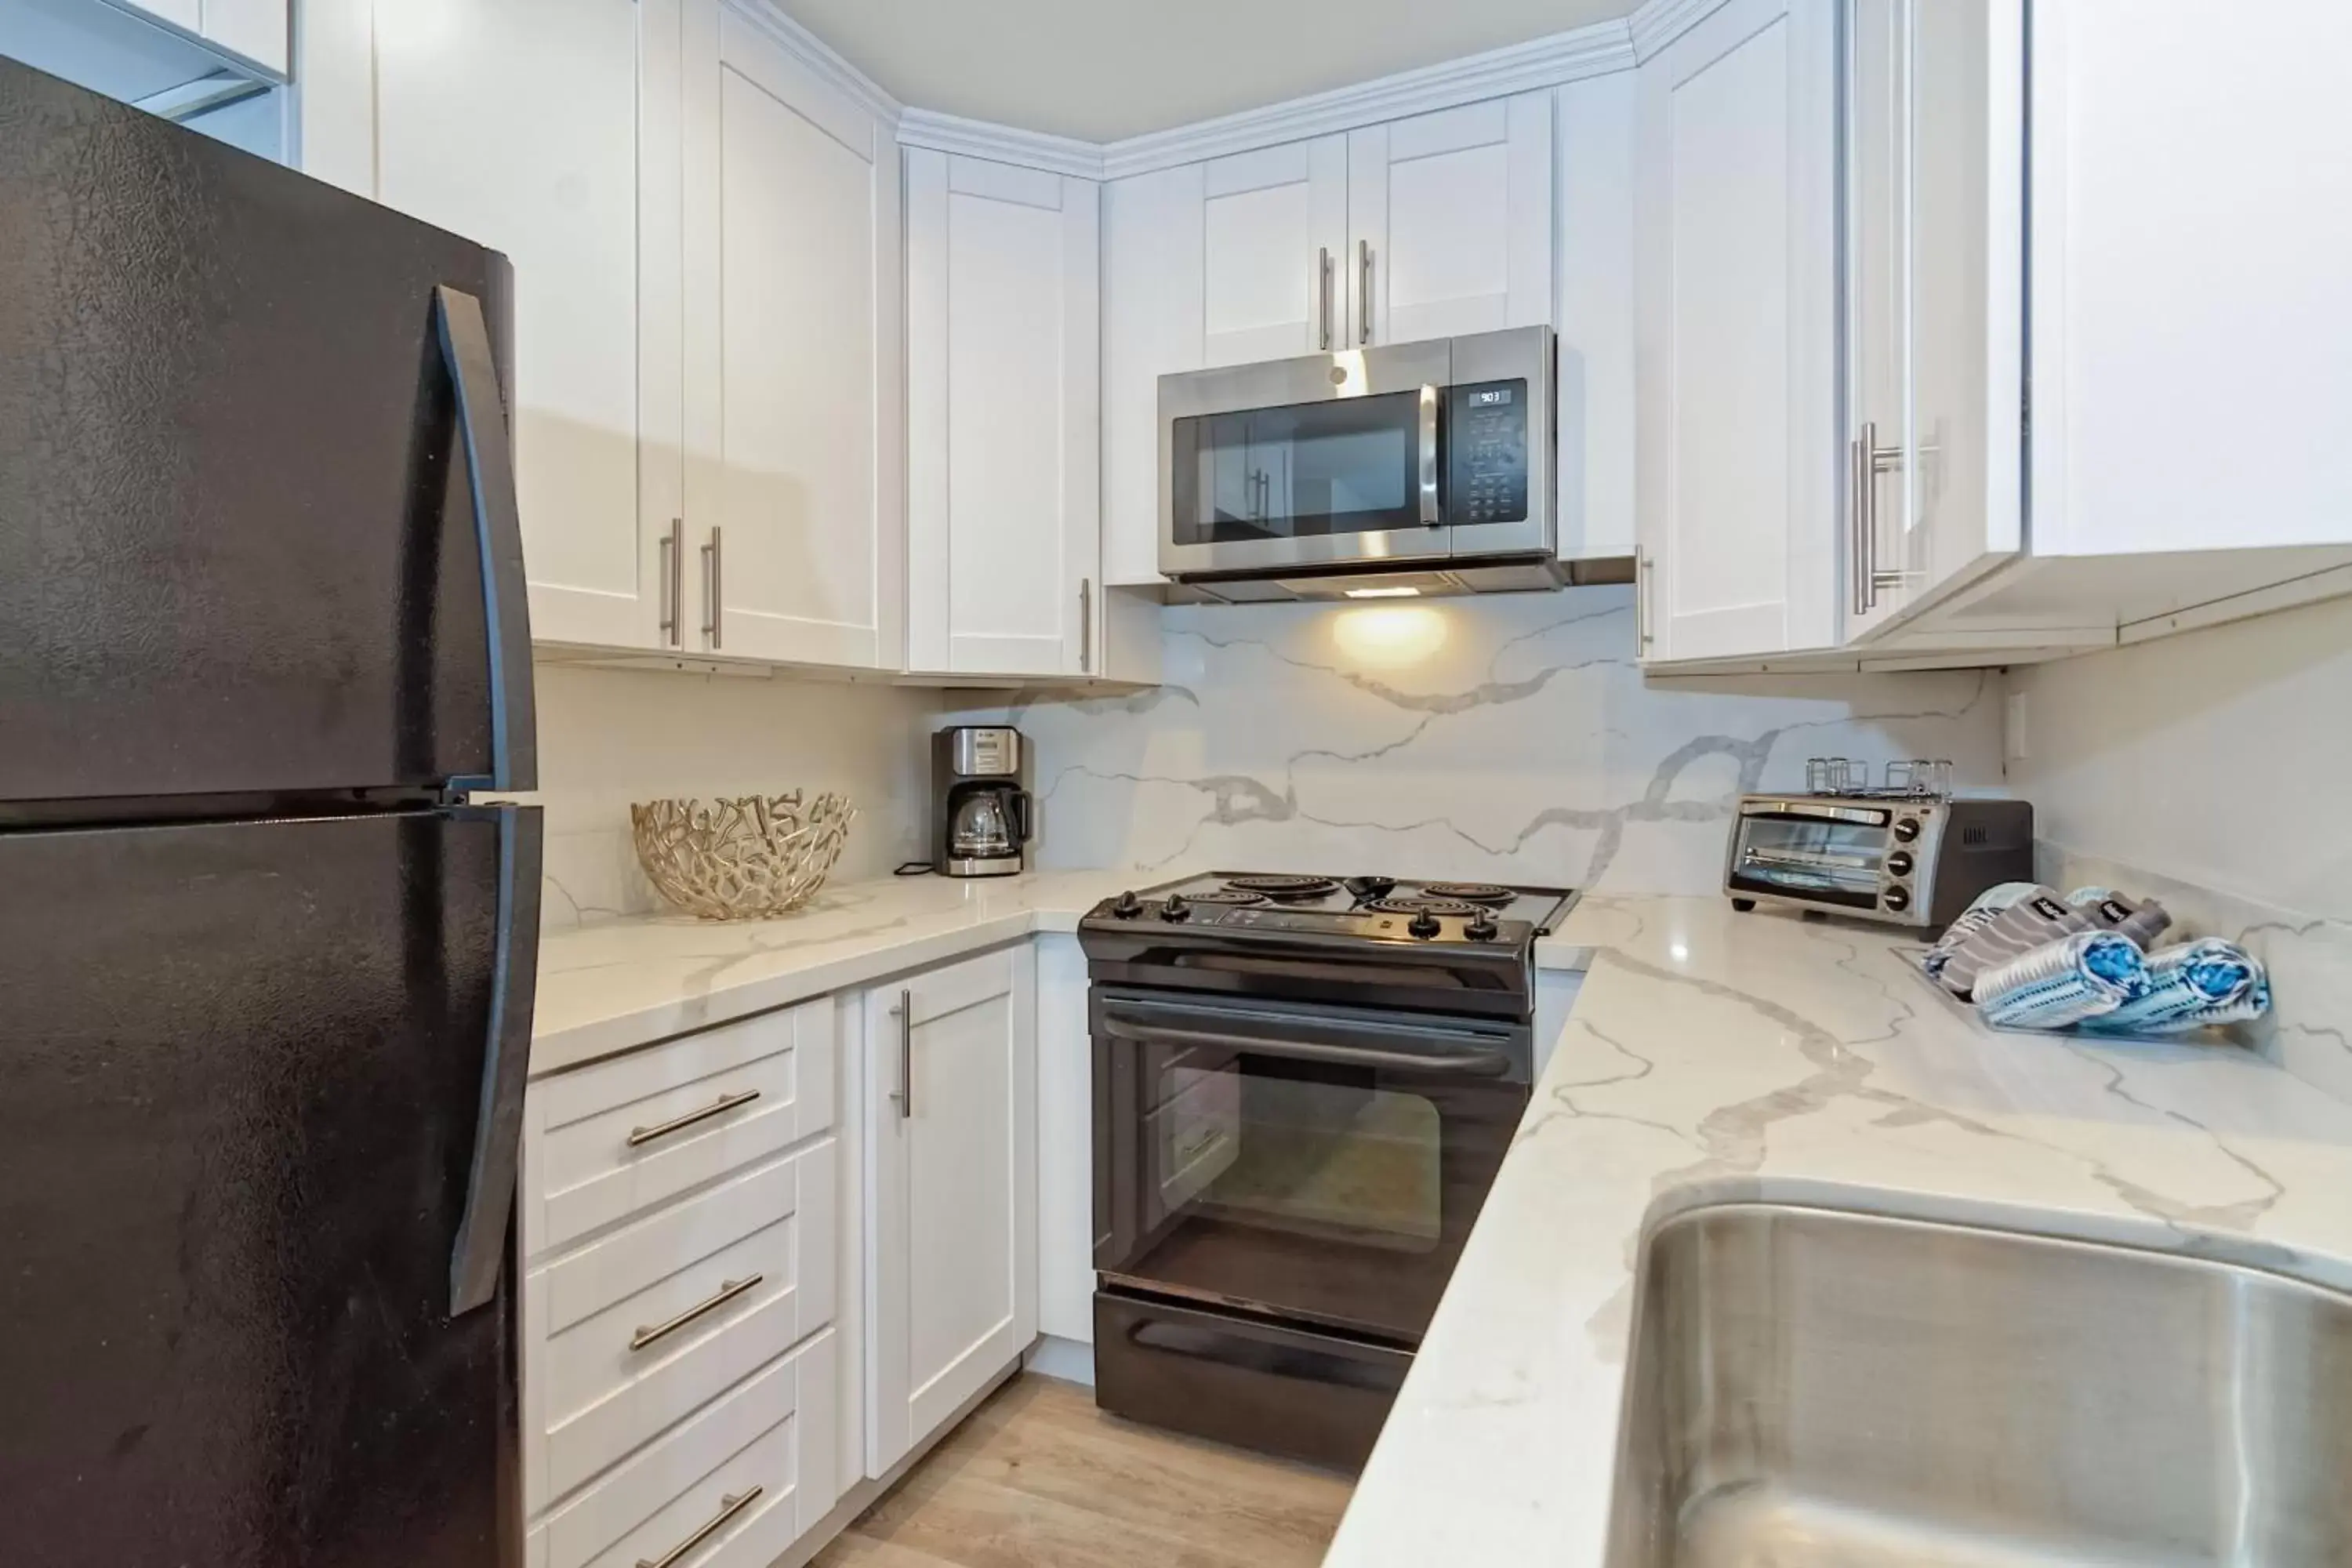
434,284,539,793
448,804,543,1316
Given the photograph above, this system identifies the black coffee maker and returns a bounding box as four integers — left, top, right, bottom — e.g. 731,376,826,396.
929,726,1032,877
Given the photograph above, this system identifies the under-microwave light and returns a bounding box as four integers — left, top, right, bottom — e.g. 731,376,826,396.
1343,586,1421,598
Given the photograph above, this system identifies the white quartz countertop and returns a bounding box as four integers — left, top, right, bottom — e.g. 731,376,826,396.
1326,895,2352,1568
531,869,1152,1076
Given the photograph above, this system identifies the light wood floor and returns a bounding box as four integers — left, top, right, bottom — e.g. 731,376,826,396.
810,1375,1355,1568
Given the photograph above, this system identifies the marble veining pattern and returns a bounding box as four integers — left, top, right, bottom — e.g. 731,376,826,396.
1332,895,2352,1568
946,587,2005,892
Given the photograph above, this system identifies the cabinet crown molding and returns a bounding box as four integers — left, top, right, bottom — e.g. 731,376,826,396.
1629,0,1740,60
731,0,906,129
897,110,1105,180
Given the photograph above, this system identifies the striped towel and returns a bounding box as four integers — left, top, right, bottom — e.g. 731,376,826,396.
1923,881,2046,981
2064,887,2174,949
1976,931,2147,1031
1938,890,2097,1000
2081,938,2269,1036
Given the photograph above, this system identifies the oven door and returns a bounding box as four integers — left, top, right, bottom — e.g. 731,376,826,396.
1159,339,1453,579
1092,987,1528,1343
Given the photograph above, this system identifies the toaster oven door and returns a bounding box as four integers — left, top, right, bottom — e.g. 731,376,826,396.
1726,804,1893,909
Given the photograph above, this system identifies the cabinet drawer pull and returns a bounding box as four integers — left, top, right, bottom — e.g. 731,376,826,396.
626,1088,761,1149
630,1274,764,1352
635,1486,764,1568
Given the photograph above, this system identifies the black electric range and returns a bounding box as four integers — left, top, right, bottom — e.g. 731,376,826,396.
1079,872,1576,1471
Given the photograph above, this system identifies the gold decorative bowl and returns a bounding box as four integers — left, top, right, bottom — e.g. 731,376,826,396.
630,793,857,920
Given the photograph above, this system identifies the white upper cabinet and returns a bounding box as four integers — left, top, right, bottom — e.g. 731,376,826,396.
1200,136,1349,367
1633,0,1839,664
680,0,902,669
1553,71,1639,564
906,153,1100,677
1100,162,1205,589
361,0,658,651
1346,94,1552,347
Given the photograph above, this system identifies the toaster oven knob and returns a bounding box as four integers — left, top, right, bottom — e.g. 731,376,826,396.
1160,895,1192,922
1112,891,1143,919
1892,816,1922,843
1407,911,1443,940
1886,850,1915,878
1882,886,1911,913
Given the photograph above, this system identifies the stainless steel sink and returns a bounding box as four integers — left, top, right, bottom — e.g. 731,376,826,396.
1603,1204,2352,1566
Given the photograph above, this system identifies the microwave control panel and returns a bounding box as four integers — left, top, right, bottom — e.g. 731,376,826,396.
1446,379,1530,525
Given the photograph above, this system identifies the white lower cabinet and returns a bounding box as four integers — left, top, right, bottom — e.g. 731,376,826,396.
518,995,845,1556
861,944,1039,1475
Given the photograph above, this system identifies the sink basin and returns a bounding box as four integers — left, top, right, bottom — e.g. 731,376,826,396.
1603,1204,2352,1566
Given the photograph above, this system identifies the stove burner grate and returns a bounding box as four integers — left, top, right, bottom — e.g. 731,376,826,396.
1361,896,1486,919
1420,882,1517,906
1222,873,1341,901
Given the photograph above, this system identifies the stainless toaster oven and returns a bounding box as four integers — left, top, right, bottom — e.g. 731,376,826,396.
1724,791,2034,927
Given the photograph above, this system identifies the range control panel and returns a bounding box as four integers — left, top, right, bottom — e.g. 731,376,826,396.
1446,379,1530,526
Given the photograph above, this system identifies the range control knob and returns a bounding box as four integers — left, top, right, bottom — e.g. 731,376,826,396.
1407,911,1443,940
1891,816,1922,843
1111,891,1143,919
1882,885,1911,913
1886,850,1915,878
1160,895,1191,922
1465,915,1500,942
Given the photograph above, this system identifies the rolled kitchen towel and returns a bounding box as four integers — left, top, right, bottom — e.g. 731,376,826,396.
1975,931,2147,1031
2080,938,2269,1036
1938,889,2098,999
1923,882,2051,982
2065,887,2174,950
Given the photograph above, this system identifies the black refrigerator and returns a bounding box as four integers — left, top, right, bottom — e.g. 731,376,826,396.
0,56,540,1567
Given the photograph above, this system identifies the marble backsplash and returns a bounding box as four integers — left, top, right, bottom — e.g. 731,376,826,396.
943,586,2007,894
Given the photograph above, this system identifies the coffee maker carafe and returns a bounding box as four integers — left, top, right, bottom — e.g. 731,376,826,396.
930,727,1032,877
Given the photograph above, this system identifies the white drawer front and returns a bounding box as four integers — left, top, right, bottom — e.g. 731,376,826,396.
524,996,834,1261
542,1328,840,1568
527,1141,837,1508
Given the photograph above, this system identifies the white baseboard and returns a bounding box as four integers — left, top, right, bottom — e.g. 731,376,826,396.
1022,1334,1096,1387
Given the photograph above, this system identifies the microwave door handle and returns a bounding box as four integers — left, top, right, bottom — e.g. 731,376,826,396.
1098,1016,1511,1078
1418,384,1441,526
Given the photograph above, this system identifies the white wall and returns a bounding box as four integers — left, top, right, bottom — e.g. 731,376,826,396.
2012,593,2352,1102
946,586,2005,893
516,661,937,927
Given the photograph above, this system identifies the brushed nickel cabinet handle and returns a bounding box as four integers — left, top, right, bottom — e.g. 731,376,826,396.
1079,579,1093,674
701,525,723,649
626,1088,761,1149
1357,238,1373,346
636,1486,764,1568
1850,432,1871,618
1313,246,1333,351
659,518,683,644
1636,554,1656,648
890,989,913,1120
630,1274,764,1352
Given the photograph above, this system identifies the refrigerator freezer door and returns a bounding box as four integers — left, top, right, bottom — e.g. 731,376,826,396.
0,806,541,1566
0,57,534,807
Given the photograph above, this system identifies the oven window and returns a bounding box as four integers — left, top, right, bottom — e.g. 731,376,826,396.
1731,815,1888,906
1170,391,1424,545
1160,1063,1442,1254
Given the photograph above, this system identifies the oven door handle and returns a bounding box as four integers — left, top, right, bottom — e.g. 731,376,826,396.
1097,1016,1513,1078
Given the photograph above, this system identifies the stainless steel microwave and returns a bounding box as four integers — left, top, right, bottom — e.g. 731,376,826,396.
1158,325,1562,596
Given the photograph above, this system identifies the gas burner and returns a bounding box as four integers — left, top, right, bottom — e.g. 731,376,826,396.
1362,896,1486,919
1223,873,1341,902
1184,888,1268,906
1419,882,1516,906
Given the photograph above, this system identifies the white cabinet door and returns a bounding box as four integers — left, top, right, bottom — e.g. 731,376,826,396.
1030,935,1094,1348
371,0,658,649
1554,71,1639,563
1200,136,1348,368
1633,0,1838,663
1346,94,1552,347
906,152,1099,678
1845,0,2023,642
1100,162,1205,587
681,0,901,668
864,946,1036,1475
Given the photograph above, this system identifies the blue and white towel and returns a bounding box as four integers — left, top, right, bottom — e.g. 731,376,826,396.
1975,931,2148,1031
2080,938,2270,1036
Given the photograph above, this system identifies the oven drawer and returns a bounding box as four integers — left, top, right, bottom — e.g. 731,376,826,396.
1094,1290,1410,1471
